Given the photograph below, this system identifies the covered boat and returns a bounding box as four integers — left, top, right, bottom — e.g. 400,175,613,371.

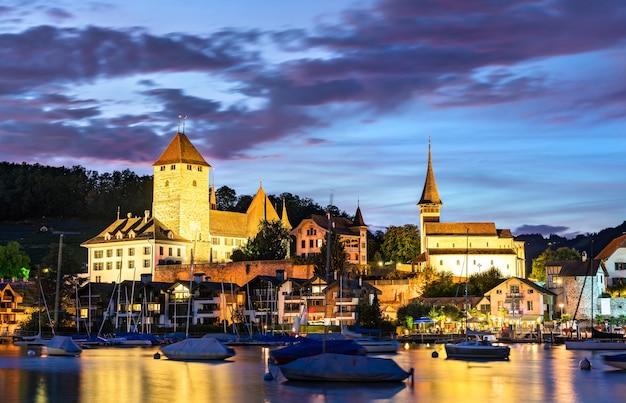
270,338,366,365
42,336,83,356
444,337,510,360
278,353,412,382
160,337,236,361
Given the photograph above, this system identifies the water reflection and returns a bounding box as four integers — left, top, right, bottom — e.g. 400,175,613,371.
1,343,626,402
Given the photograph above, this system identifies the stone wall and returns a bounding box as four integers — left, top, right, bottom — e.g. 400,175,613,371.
154,260,314,285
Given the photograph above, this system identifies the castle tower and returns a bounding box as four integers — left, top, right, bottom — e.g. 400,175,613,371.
349,203,369,265
152,131,212,262
417,140,443,254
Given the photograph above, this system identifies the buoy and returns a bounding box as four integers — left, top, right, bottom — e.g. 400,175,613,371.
579,357,592,370
263,372,274,381
153,352,161,359
432,351,439,358
543,343,550,350
27,350,36,357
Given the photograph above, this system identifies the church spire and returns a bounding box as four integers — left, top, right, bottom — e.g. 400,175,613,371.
418,137,443,206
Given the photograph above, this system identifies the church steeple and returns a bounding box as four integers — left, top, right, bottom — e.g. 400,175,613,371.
417,138,443,254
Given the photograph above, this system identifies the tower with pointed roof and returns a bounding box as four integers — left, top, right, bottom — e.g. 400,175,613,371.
417,140,443,254
152,131,212,261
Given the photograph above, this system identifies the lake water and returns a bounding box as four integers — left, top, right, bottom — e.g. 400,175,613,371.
0,342,625,403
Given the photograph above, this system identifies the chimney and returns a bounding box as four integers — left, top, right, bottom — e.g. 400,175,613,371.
141,273,152,284
582,251,587,262
194,272,205,284
144,210,150,223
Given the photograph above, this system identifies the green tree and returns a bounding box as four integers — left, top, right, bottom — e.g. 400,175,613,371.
0,241,31,280
422,270,460,297
468,267,504,295
358,294,383,328
381,224,420,264
530,247,581,281
215,185,237,211
397,300,431,325
314,230,348,279
231,220,291,261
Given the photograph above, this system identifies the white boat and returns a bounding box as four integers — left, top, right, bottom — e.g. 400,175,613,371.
42,336,83,356
444,337,511,360
565,340,626,350
160,337,236,361
278,353,412,382
13,333,48,347
352,338,399,353
603,353,626,370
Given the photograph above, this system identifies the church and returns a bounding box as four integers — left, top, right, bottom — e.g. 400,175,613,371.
413,142,526,279
82,130,290,283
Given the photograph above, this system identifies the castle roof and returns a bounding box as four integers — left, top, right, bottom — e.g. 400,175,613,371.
81,213,189,245
152,132,211,167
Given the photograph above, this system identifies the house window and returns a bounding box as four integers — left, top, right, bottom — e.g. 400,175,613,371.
116,262,122,270
198,166,202,172
177,248,181,257
528,289,534,294
527,301,534,311
211,237,220,245
168,247,173,256
116,249,123,257
93,263,103,271
128,261,135,269
510,285,519,294
317,239,322,247
160,166,166,171
128,248,135,256
159,246,164,255
456,260,460,266
94,250,103,259
187,164,192,170
439,260,443,266
193,180,197,186
143,260,150,268
309,240,314,248
496,289,502,294
615,262,626,271
106,249,113,258
301,240,305,248
171,164,176,170
225,238,233,246
95,276,102,282
165,180,169,187
225,251,231,260
106,262,112,270
144,247,151,255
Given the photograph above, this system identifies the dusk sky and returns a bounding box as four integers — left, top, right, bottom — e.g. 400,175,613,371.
1,0,624,237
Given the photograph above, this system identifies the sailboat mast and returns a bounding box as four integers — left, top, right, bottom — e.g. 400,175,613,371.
465,228,469,341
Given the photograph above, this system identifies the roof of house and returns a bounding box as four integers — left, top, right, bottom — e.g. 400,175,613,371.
293,214,362,237
81,214,189,246
418,142,443,206
595,234,626,260
152,132,210,167
546,259,602,277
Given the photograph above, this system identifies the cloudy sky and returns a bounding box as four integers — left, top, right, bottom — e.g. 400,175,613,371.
1,0,624,237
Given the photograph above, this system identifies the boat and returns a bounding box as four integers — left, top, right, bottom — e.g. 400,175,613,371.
340,325,399,353
270,337,366,365
278,353,413,382
42,336,83,356
603,353,626,370
444,336,511,360
13,332,48,347
444,230,510,361
565,339,626,350
160,337,236,361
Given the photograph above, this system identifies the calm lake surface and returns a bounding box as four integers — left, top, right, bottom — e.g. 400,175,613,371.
1,342,625,403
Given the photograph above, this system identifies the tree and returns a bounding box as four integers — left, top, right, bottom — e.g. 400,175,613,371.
422,270,460,297
0,241,31,280
358,294,383,329
397,300,431,325
530,247,581,281
381,224,420,264
469,268,504,295
231,220,291,261
314,230,348,279
215,185,237,211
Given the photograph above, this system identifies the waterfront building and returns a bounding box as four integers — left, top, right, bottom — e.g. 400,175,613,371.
413,141,525,278
0,283,23,335
596,234,626,287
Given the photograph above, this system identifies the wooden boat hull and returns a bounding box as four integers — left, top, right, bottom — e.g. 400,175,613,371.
278,353,411,382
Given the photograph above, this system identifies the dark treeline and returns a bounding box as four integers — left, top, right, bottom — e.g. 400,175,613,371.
0,162,351,226
0,162,152,221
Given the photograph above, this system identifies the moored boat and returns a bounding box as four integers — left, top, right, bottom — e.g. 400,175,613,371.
444,337,510,360
565,339,626,350
42,336,83,356
160,337,236,361
278,353,412,382
603,353,626,370
270,338,366,365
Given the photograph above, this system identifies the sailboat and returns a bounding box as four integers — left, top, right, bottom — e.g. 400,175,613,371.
444,229,510,360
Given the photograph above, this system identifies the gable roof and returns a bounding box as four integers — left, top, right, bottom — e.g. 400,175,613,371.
81,214,189,246
595,234,626,260
546,259,603,277
152,132,210,167
245,185,280,235
424,222,498,236
293,214,362,237
484,277,556,296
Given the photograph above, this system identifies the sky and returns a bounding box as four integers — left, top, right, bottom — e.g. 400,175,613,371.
0,0,625,238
